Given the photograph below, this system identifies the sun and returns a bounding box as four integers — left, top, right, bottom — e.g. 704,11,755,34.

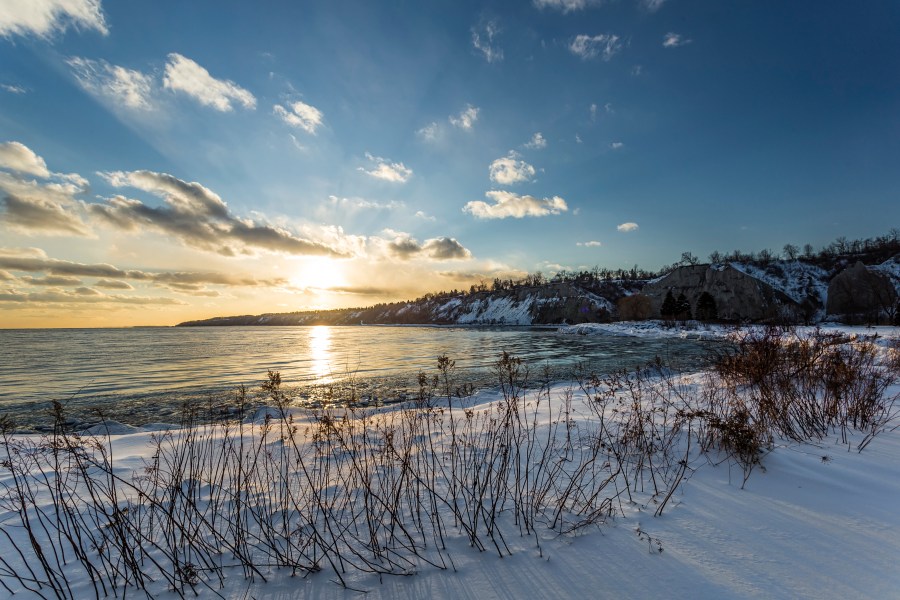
291,257,346,291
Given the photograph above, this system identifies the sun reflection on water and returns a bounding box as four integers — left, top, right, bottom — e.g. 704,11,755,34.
308,326,334,382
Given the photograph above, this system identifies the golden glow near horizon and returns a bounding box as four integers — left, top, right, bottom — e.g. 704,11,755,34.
290,257,347,292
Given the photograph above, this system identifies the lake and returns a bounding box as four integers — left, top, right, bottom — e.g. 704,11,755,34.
0,326,722,431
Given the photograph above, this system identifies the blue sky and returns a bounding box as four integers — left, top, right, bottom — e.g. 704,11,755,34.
1,0,898,326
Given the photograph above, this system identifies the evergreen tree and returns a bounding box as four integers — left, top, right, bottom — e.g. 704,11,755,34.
660,290,677,320
675,293,692,320
696,292,718,321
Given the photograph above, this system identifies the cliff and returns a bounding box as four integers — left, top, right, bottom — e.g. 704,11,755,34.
179,254,900,327
178,281,636,327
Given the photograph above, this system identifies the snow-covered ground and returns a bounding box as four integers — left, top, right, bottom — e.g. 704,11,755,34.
558,320,900,346
1,325,898,599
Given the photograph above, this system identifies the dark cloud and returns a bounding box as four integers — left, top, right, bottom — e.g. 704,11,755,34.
0,253,288,288
385,232,472,261
94,279,134,290
2,192,91,236
0,290,186,305
163,282,221,297
421,237,470,260
91,171,348,257
0,148,92,236
322,285,394,296
20,275,82,286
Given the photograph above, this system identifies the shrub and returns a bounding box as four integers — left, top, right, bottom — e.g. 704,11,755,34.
617,294,653,321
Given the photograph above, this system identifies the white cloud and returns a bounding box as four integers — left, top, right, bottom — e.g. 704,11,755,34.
533,0,591,13
524,132,546,150
472,20,503,63
358,153,412,183
1,84,26,94
631,65,643,76
489,152,536,185
325,195,403,212
617,222,639,232
417,121,441,142
590,103,598,121
163,53,256,112
449,105,479,130
0,141,50,178
273,100,323,134
464,190,567,219
575,133,583,143
0,0,107,39
577,241,602,247
663,33,691,48
609,141,624,149
288,134,306,151
414,210,436,222
569,34,621,61
67,57,154,110
641,0,666,12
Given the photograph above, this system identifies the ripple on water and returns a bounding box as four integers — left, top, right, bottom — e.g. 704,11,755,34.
0,326,723,430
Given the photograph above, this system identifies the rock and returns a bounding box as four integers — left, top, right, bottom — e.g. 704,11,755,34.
642,264,798,322
826,261,897,322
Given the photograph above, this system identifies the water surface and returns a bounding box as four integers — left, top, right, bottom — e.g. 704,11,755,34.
0,326,720,430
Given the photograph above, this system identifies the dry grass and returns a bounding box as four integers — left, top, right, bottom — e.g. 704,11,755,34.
1,330,897,598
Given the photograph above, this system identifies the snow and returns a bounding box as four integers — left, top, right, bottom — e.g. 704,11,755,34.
3,325,899,599
873,255,900,293
559,320,900,349
557,320,732,340
77,420,140,435
729,260,830,307
454,295,534,325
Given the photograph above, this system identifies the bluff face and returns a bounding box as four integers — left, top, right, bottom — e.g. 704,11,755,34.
179,281,635,327
179,254,900,327
826,261,899,322
641,264,799,322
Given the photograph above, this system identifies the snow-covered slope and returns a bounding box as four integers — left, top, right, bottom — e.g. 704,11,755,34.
729,260,830,306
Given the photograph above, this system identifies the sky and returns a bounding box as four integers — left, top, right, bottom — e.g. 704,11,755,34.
0,0,898,327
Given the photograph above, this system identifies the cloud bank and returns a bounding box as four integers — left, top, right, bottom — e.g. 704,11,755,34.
90,170,348,257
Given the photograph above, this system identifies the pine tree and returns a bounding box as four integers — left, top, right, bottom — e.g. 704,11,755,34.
696,292,718,321
675,293,692,320
660,290,677,320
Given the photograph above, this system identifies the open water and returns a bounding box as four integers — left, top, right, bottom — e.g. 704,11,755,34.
0,326,722,431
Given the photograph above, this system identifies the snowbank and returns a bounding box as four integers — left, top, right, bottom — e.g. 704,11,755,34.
2,326,899,599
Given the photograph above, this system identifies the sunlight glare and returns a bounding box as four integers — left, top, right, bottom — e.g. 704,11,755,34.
291,257,346,291
308,325,333,381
